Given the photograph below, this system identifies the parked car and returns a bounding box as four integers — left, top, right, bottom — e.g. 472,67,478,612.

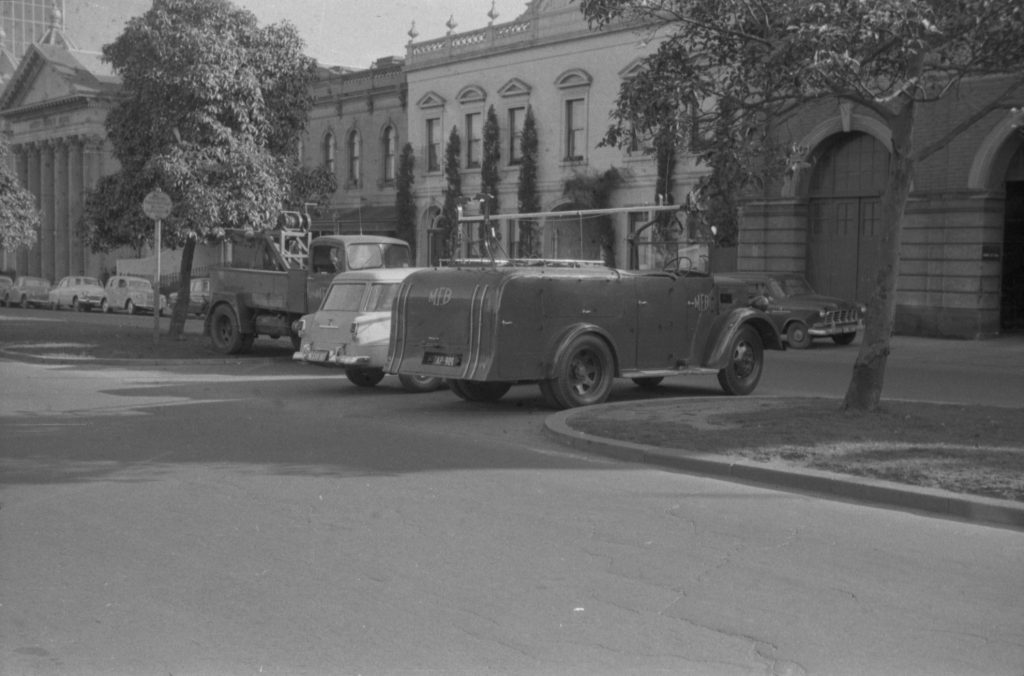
168,277,210,317
101,275,167,315
727,272,865,348
0,275,14,302
3,276,52,308
48,276,105,311
293,268,443,392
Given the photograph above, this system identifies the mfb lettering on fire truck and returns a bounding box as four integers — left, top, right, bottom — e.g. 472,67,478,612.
386,265,783,409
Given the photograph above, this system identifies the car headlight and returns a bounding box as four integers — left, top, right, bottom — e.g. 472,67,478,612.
293,318,306,334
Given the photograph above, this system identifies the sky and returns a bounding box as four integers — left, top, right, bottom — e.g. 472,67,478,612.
236,0,532,68
70,0,534,70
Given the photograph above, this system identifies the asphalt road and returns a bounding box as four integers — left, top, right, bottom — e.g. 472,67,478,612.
1,312,1023,675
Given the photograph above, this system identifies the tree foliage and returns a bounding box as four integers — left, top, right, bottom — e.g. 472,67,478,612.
0,141,41,253
516,106,541,257
395,142,417,249
580,0,1024,410
441,126,463,260
84,0,319,335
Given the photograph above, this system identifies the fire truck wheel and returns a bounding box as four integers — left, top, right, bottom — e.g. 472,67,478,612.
346,368,385,387
548,334,615,408
449,379,511,402
209,305,245,354
398,374,444,393
717,325,764,396
786,321,811,349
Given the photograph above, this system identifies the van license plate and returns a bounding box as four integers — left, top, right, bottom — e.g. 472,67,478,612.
423,352,462,367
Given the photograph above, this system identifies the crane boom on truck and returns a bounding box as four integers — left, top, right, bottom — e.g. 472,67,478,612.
204,210,412,355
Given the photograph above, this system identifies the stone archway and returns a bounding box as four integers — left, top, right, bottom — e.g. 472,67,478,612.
806,132,890,303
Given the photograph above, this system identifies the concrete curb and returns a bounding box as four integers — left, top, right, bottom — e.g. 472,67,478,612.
0,347,290,367
544,402,1024,532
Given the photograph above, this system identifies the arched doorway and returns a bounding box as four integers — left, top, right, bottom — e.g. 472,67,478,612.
807,132,889,303
1002,144,1024,331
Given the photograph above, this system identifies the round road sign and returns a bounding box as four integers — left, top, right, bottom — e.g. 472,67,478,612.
143,188,173,220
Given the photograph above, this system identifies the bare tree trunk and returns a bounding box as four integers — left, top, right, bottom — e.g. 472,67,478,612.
167,236,196,340
842,103,916,411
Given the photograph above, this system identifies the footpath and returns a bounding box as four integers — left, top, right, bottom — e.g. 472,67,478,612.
2,310,1023,530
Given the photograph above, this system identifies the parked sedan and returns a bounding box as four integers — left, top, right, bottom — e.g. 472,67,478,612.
728,272,865,348
3,276,52,308
48,275,105,311
101,275,167,315
293,268,443,393
167,277,210,317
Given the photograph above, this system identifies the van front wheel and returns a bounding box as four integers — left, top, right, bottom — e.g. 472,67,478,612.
717,325,764,395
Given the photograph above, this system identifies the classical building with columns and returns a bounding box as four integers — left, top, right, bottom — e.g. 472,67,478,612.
0,21,128,281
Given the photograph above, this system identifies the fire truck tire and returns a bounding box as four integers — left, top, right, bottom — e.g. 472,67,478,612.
346,368,385,387
786,321,811,349
398,374,444,393
547,334,615,408
717,325,764,396
209,305,246,354
448,379,511,402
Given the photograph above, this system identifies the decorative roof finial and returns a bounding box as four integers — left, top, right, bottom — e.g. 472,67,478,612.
488,0,499,24
48,1,63,30
446,14,457,34
407,21,418,42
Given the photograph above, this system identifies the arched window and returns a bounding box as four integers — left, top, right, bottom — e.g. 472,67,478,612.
322,132,335,172
383,126,397,183
347,130,361,185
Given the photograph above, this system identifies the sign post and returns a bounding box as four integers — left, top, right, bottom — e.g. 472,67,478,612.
142,188,173,344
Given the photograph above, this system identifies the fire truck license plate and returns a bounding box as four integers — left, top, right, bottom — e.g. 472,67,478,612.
423,352,462,367
307,350,330,362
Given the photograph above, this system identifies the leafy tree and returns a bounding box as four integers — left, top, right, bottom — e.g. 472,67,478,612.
480,105,502,247
0,141,40,253
580,0,1024,411
83,0,318,337
516,106,541,257
395,142,417,250
440,126,462,260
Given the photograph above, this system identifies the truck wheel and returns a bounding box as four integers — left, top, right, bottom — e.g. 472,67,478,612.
346,368,385,387
547,334,615,409
786,321,811,349
449,379,511,402
717,325,764,396
209,305,245,354
398,374,444,393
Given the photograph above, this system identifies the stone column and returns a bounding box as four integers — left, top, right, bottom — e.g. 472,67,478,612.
54,140,69,280
68,137,85,274
40,142,56,282
26,144,42,278
82,137,106,277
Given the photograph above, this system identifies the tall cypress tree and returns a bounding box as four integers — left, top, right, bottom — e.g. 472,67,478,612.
394,143,416,252
441,126,462,260
479,105,502,251
516,106,540,257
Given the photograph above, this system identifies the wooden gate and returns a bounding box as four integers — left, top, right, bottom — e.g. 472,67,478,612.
807,132,888,303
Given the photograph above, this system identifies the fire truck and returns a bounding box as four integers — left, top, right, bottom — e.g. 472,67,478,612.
205,211,411,354
385,204,783,408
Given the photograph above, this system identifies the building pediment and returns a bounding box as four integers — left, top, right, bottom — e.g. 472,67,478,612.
498,78,531,98
417,91,446,109
0,44,119,116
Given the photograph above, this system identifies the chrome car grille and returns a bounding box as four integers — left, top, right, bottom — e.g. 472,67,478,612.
823,309,860,324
